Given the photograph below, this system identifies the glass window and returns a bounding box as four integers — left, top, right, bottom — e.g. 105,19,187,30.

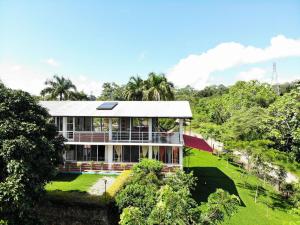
77,145,84,161
55,116,63,131
153,146,180,164
98,146,105,161
91,145,97,161
130,146,139,162
66,145,76,161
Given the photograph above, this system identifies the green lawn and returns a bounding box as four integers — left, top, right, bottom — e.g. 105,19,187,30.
184,149,300,225
45,173,110,205
45,173,103,192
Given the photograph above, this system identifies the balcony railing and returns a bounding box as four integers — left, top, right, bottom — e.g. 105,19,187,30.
58,131,182,144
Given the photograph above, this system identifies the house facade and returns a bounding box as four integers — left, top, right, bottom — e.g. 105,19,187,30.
40,101,192,172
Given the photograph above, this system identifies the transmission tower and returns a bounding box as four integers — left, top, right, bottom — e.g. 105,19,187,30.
272,62,280,95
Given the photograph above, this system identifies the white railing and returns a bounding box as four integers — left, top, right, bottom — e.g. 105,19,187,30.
58,131,181,144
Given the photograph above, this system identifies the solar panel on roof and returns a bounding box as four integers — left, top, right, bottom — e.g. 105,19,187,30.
96,102,118,110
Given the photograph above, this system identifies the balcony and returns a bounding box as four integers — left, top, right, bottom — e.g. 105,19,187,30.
58,131,182,144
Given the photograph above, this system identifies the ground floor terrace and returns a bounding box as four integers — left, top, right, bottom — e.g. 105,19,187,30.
61,144,183,173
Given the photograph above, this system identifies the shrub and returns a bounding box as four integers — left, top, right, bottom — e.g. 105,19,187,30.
106,170,131,201
119,207,145,225
132,159,163,176
115,183,157,217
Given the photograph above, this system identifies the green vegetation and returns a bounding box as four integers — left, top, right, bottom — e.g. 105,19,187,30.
106,170,132,201
116,159,240,225
45,173,118,205
185,149,300,225
45,173,103,192
0,83,64,225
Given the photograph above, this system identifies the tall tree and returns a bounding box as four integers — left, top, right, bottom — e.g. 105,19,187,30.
0,83,64,224
264,89,300,161
143,73,174,101
40,75,77,101
98,82,126,101
124,76,145,101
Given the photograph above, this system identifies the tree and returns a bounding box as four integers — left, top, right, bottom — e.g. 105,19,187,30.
119,207,145,225
115,183,157,218
264,90,300,161
98,82,126,100
68,90,89,100
143,73,174,101
147,185,199,225
0,83,64,224
200,189,240,225
124,76,145,100
40,75,77,100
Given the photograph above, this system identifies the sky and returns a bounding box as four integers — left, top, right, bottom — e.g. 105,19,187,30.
0,0,300,96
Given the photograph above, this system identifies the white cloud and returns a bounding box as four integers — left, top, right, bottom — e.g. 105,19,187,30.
42,58,60,67
236,67,270,82
167,35,300,89
0,63,102,96
236,66,299,84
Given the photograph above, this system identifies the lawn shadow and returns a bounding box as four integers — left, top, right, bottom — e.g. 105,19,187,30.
51,173,80,182
186,166,245,206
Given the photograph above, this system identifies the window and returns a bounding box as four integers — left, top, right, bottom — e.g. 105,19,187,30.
65,145,106,162
67,117,74,139
113,145,144,163
66,145,76,161
55,116,63,131
75,117,92,131
152,146,179,164
97,102,118,110
93,118,109,132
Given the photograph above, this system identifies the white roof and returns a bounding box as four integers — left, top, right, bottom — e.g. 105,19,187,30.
39,101,192,118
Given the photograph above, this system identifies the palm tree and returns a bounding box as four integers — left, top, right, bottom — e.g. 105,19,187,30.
41,75,77,100
124,76,145,100
143,73,174,101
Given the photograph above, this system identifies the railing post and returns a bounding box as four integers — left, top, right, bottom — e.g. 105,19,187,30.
109,118,112,141
179,119,183,144
148,118,152,142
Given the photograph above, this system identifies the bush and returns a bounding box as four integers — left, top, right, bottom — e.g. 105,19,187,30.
106,170,132,201
132,159,163,176
115,183,157,217
119,207,145,225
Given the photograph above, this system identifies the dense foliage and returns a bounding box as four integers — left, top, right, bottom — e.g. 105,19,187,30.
40,75,96,100
188,80,300,162
116,159,240,225
0,83,64,224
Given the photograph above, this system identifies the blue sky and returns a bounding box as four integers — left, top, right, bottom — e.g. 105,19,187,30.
0,0,299,95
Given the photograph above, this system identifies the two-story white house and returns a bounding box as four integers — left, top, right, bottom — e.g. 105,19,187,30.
40,101,192,172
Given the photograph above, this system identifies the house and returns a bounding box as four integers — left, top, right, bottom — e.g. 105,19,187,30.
40,101,192,172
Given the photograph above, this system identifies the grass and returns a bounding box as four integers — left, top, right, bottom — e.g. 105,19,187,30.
45,173,104,192
45,173,116,205
184,149,300,225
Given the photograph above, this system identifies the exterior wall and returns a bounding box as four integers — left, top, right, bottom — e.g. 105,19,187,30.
56,116,185,171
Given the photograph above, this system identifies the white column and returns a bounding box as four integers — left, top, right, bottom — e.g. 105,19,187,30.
63,117,68,138
129,118,131,141
179,119,184,143
179,146,183,169
109,118,112,141
107,145,113,170
148,118,152,141
148,146,152,159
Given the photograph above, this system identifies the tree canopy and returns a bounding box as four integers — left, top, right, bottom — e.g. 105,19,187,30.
0,83,64,224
